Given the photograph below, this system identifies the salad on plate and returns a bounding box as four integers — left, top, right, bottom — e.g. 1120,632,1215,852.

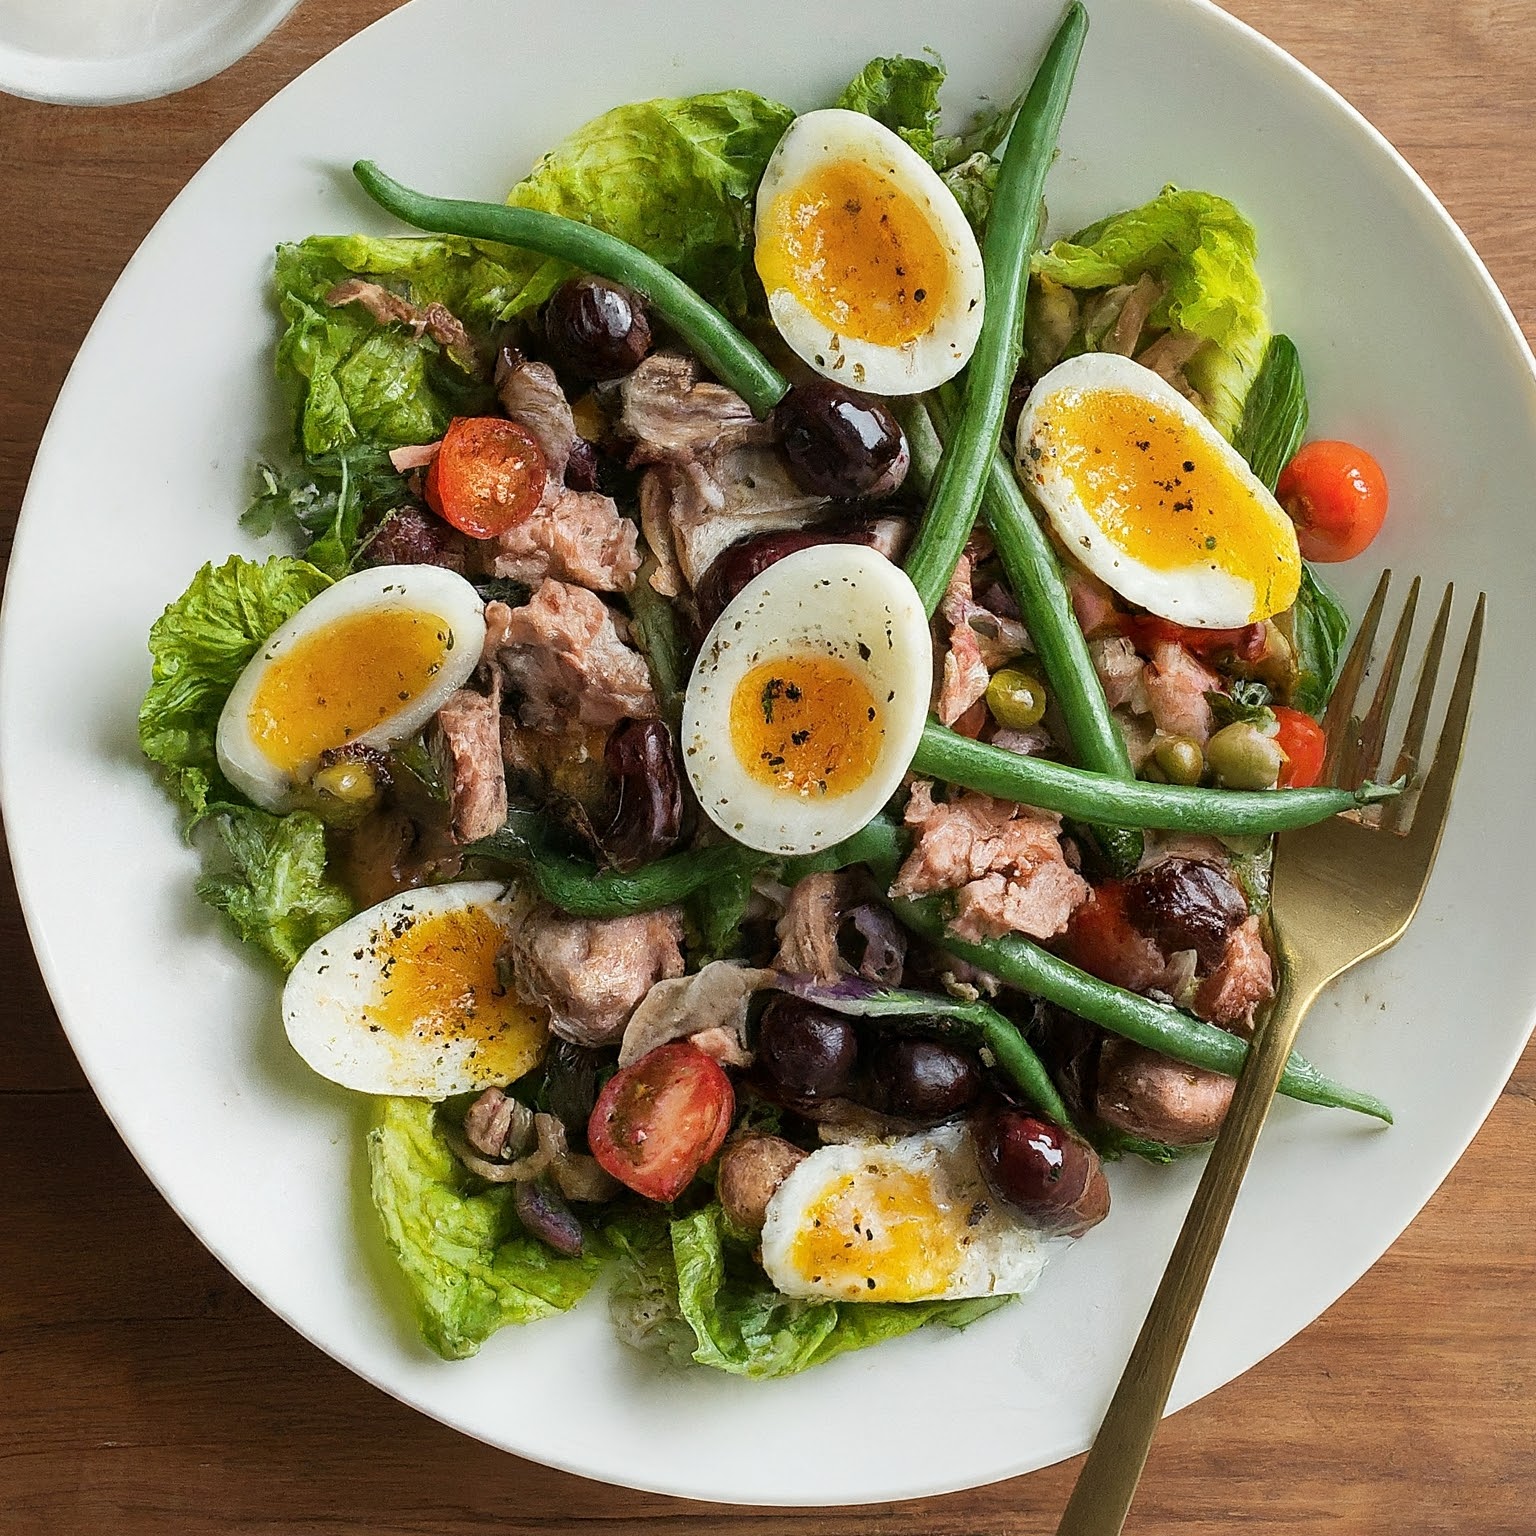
137,5,1397,1376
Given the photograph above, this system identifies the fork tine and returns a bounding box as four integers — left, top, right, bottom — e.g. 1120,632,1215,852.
1346,575,1420,786
1402,592,1484,846
1321,568,1391,787
1379,584,1454,833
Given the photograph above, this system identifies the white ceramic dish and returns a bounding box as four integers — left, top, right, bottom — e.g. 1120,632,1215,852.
0,0,302,107
2,0,1533,1507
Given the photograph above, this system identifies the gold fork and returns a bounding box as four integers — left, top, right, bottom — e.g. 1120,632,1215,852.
1056,570,1486,1536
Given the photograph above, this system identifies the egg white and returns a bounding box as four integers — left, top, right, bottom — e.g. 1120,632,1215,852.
1015,352,1301,627
754,108,985,395
760,1122,1050,1303
681,544,930,856
216,563,486,811
283,880,543,1097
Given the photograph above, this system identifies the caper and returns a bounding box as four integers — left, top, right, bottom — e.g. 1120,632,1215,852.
1206,722,1284,791
986,666,1048,731
311,761,381,805
1152,734,1206,786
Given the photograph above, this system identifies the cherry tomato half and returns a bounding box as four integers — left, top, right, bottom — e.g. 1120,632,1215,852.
423,415,547,538
1276,440,1388,563
1120,614,1267,662
588,1042,735,1202
1273,705,1327,789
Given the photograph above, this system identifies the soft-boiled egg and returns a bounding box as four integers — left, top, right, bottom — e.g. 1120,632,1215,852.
754,109,985,395
216,564,486,811
681,544,930,856
1016,352,1302,627
283,881,547,1097
760,1122,1050,1303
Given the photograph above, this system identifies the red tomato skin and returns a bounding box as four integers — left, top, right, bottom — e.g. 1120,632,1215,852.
425,416,547,539
1273,706,1327,788
588,1042,735,1203
1120,614,1267,662
1276,440,1388,563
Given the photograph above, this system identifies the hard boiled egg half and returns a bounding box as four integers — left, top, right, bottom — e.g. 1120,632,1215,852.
1016,352,1302,627
754,108,985,395
216,564,486,811
283,881,547,1097
681,544,930,856
761,1122,1050,1303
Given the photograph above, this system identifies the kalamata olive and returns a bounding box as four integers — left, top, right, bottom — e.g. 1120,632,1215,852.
755,997,859,1100
973,1109,1111,1237
544,275,653,380
363,505,468,572
564,436,601,492
541,1039,607,1143
868,1037,982,1121
694,517,912,629
1121,856,1248,968
1095,1038,1233,1147
772,380,910,499
599,718,683,870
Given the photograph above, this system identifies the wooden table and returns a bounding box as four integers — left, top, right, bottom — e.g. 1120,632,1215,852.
2,2,1531,1530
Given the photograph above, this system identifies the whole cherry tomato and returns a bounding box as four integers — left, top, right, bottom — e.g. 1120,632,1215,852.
1276,440,1388,563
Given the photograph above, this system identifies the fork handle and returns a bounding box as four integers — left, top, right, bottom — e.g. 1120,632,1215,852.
1055,947,1322,1536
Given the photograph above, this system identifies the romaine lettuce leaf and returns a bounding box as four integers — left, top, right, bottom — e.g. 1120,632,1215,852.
139,553,333,817
368,1097,606,1360
835,55,947,164
195,804,352,971
610,1202,1011,1379
1033,187,1270,438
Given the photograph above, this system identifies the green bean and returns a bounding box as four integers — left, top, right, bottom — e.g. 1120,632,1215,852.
903,3,1089,614
912,721,1395,833
892,897,1392,1123
927,386,1143,873
352,161,789,416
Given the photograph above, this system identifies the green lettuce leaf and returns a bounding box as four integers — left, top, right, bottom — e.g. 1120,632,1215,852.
1288,565,1350,717
139,554,333,817
611,1203,1012,1379
835,54,947,164
196,805,353,971
1033,187,1270,437
368,1097,606,1360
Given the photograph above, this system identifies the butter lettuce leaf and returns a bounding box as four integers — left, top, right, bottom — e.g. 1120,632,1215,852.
1033,187,1270,437
610,1202,1011,1379
139,553,333,817
368,1097,605,1360
835,54,947,164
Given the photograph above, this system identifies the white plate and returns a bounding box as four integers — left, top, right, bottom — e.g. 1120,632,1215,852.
2,0,1534,1508
0,0,301,106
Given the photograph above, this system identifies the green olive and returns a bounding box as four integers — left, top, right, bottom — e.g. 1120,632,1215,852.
1152,734,1206,787
1206,722,1284,791
986,666,1048,731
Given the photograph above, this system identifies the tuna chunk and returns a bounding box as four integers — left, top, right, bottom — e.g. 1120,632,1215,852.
892,782,1089,943
1193,914,1274,1026
1090,635,1146,711
1143,639,1221,744
485,583,656,731
505,900,686,1047
618,350,772,466
325,278,478,371
496,356,576,479
479,484,641,592
774,872,859,982
432,688,507,843
935,555,993,728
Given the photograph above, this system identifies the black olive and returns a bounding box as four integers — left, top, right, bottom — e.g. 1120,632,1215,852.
598,719,683,871
755,997,859,1100
544,276,652,380
973,1109,1111,1237
772,381,910,499
867,1037,981,1121
1121,856,1248,967
564,436,601,492
541,1039,607,1144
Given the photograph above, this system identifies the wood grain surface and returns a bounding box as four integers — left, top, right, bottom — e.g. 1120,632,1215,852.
2,2,1532,1531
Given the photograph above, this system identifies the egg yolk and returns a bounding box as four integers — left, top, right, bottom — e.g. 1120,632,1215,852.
248,607,455,773
789,1168,959,1301
729,654,883,797
756,158,951,348
363,903,546,1084
1030,386,1301,620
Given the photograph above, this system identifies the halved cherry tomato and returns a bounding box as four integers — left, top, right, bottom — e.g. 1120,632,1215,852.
1272,705,1327,788
423,415,547,538
1120,614,1267,662
588,1042,735,1202
1276,440,1388,563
